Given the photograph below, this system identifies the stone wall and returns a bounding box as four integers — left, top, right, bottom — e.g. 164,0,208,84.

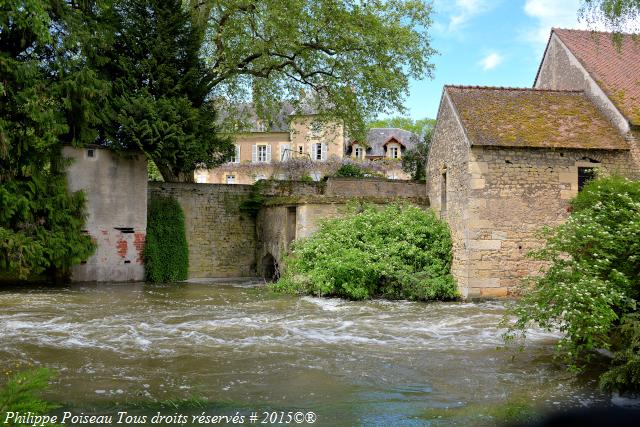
148,183,257,278
64,146,147,282
426,92,472,296
464,146,633,297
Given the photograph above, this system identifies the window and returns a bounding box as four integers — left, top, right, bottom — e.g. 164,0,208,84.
578,167,596,191
230,145,240,163
441,170,447,214
87,148,95,158
313,143,327,161
226,175,235,184
298,145,304,155
252,144,271,163
196,175,206,183
311,171,322,181
389,146,399,159
354,147,363,159
255,173,266,183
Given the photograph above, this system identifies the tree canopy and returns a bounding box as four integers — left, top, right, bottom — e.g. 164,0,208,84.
0,0,96,280
192,0,436,140
93,0,234,182
580,0,640,34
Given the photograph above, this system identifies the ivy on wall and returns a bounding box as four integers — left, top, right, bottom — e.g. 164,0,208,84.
144,195,189,282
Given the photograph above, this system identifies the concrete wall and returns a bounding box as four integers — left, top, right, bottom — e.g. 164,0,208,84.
64,146,147,282
535,34,640,177
148,183,257,278
426,92,472,297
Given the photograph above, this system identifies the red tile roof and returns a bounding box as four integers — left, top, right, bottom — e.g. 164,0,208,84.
553,28,640,126
446,86,629,150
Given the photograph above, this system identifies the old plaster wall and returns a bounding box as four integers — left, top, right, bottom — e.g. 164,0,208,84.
426,92,472,296
64,146,147,282
148,183,257,278
464,146,634,297
535,34,640,177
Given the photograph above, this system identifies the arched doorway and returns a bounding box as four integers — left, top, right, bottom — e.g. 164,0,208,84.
261,253,279,281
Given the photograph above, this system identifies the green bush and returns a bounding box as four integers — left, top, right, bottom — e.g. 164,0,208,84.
271,203,458,301
334,164,366,178
506,176,640,392
144,195,189,282
0,368,60,427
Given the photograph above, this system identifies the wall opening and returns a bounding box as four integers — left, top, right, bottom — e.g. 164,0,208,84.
440,170,447,214
261,253,279,282
286,206,297,247
578,166,596,191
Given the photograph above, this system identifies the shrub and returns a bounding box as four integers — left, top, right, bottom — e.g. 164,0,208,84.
334,164,366,178
0,368,59,426
505,176,640,392
144,195,189,282
271,203,458,301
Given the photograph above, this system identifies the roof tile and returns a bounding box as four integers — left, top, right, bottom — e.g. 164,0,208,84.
553,28,640,126
446,86,629,150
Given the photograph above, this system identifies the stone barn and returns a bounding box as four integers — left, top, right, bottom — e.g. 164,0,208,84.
427,86,636,298
427,28,640,299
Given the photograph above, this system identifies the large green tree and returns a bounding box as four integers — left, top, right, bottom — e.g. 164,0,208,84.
190,0,436,140
95,0,233,182
0,0,97,280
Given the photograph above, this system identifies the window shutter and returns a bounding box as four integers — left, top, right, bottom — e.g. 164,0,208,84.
235,145,241,163
266,144,272,163
321,143,327,161
280,144,290,161
252,145,257,163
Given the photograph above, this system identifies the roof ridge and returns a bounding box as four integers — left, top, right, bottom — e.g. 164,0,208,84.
444,85,583,93
552,27,639,37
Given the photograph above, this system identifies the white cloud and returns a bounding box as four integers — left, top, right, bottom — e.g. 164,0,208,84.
522,0,604,44
449,0,491,31
479,52,503,70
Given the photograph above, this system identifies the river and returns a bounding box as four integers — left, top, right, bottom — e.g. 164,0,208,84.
0,281,608,426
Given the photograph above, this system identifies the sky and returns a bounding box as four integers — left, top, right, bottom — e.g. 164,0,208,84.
399,0,602,120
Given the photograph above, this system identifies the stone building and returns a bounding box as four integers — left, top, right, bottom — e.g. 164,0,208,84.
348,128,419,179
64,146,148,282
196,105,419,183
427,28,639,298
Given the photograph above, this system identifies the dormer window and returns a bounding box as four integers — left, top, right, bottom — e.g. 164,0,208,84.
354,147,364,159
256,120,267,132
389,146,399,159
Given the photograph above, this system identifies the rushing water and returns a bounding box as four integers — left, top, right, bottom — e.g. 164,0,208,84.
0,281,609,426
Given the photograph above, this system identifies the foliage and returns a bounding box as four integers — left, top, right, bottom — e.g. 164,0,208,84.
505,176,640,392
334,164,366,178
0,0,96,280
239,182,266,218
93,0,233,182
147,160,165,182
218,156,391,181
272,204,458,301
194,0,436,140
402,131,432,181
368,117,436,138
0,368,60,427
580,0,640,35
144,195,189,282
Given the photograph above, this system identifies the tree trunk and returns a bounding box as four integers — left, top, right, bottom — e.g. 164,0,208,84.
156,162,196,183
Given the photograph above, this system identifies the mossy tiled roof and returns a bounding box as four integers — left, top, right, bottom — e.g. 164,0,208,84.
553,29,640,126
446,86,629,150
